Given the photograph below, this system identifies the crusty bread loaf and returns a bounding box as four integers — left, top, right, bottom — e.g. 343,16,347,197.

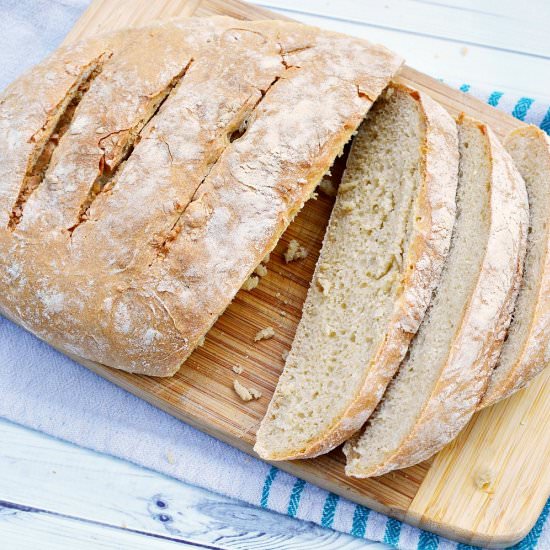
0,16,402,376
480,126,550,408
344,115,528,478
254,84,458,460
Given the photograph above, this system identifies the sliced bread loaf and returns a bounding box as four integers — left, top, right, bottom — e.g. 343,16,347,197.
0,17,403,376
480,126,550,408
344,115,529,478
254,84,459,460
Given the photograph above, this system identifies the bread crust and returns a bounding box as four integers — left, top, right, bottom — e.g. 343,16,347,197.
255,84,459,460
479,126,550,408
0,16,402,376
344,116,529,478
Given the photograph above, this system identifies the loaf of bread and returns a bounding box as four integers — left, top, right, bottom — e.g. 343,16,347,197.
344,115,528,478
255,84,458,460
0,16,402,376
480,126,550,408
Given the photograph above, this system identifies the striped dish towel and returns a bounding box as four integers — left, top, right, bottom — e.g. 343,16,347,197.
0,2,549,549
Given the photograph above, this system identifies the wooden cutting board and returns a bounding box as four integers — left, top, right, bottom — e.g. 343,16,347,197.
56,0,550,546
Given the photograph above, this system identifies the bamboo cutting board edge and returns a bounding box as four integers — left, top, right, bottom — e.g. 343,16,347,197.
32,0,549,546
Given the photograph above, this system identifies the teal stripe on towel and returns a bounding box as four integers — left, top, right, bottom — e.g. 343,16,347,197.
457,543,479,549
419,530,441,550
510,498,550,549
383,517,402,546
287,478,306,517
540,107,550,135
351,505,370,538
512,97,535,121
260,466,278,508
320,493,340,528
487,91,504,107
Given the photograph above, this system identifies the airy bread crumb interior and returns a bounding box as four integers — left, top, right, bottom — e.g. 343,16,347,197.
255,87,427,459
482,128,550,404
344,117,491,474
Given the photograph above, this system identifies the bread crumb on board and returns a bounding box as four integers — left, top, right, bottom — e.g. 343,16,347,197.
197,336,205,347
474,467,495,491
318,177,337,197
232,365,243,375
281,350,289,361
255,264,268,277
242,275,259,291
255,326,275,341
233,379,262,401
249,387,262,399
284,239,308,263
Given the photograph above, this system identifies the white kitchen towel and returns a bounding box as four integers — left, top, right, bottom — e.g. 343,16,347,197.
0,2,549,549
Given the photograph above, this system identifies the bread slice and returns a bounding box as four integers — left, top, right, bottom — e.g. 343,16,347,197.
254,84,459,460
480,126,550,408
344,115,528,478
0,17,402,376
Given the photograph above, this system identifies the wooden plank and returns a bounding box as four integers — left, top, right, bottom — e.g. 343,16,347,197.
42,0,550,547
0,504,209,550
0,418,376,550
254,0,550,58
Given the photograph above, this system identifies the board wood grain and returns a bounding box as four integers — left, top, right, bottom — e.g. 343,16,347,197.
52,0,550,546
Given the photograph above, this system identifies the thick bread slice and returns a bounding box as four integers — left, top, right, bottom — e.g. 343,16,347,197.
0,17,403,376
480,126,550,408
254,84,459,460
344,115,528,478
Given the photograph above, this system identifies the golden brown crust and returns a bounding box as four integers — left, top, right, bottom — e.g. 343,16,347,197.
254,84,459,460
0,16,402,376
480,126,550,408
344,116,529,478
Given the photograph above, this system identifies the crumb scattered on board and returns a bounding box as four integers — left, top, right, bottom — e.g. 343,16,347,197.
232,365,243,375
255,326,275,341
255,264,268,277
242,275,259,291
281,350,289,361
474,468,495,491
233,379,262,401
249,387,262,399
319,177,337,197
284,239,308,263
197,336,205,347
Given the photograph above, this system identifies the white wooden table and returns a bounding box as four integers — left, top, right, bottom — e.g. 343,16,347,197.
2,1,549,548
